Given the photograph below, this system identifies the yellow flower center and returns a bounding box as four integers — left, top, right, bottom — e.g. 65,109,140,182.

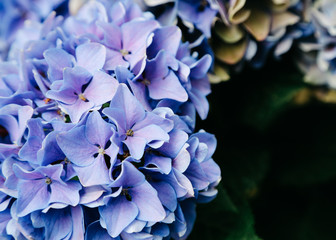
78,93,87,101
45,177,52,184
98,147,105,155
142,79,151,86
126,129,134,137
120,49,130,56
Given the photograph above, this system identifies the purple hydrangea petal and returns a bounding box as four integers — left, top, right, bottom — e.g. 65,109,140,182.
12,164,44,180
48,180,82,206
177,0,217,37
109,0,143,25
85,110,115,147
143,154,172,174
0,115,20,144
61,66,92,92
98,21,122,49
189,131,216,161
185,160,210,191
188,89,209,120
99,197,139,238
148,70,188,102
104,49,130,70
70,206,85,239
121,19,160,68
16,105,34,144
164,169,194,199
123,136,146,160
1,157,32,196
148,26,182,58
73,154,111,187
84,71,119,106
135,110,174,133
151,181,177,212
170,203,187,238
18,119,45,164
46,87,78,105
110,161,145,188
133,124,169,146
200,158,221,184
159,129,189,158
16,179,49,217
44,48,75,81
75,42,107,74
79,186,106,206
151,223,170,238
179,199,197,239
57,126,98,167
103,84,145,132
123,219,147,234
31,206,84,240
37,131,66,166
35,164,64,181
189,54,212,82
63,99,95,123
127,79,152,111
85,220,117,240
42,209,73,240
172,143,191,173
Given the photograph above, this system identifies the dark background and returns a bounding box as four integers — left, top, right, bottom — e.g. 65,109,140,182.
189,54,336,240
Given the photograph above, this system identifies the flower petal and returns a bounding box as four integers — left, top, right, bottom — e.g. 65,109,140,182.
85,111,114,147
99,197,138,238
129,181,165,222
84,71,119,106
76,43,107,74
57,126,97,166
73,155,111,187
110,161,145,188
103,84,145,132
85,221,116,240
44,48,74,81
49,181,81,206
123,136,147,160
16,179,49,217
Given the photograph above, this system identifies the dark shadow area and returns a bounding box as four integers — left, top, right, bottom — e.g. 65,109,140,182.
189,53,336,239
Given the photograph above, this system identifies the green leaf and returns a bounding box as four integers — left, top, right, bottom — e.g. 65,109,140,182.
70,176,79,181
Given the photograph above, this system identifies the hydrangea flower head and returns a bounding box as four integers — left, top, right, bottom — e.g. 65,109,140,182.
0,0,221,238
141,0,218,37
0,0,69,60
140,0,314,83
298,0,336,88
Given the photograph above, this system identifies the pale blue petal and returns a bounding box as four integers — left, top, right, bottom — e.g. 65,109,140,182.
99,197,138,238
76,43,106,74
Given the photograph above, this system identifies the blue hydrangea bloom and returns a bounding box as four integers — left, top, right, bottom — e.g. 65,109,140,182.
298,0,336,88
0,0,69,60
140,0,317,78
142,0,218,37
0,0,221,238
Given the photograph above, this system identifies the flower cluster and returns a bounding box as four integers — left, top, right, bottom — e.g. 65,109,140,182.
0,0,68,60
211,0,308,78
140,0,336,88
0,0,220,239
140,0,315,83
140,0,218,38
298,0,336,88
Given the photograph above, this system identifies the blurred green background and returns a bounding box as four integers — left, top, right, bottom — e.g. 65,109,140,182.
189,54,336,240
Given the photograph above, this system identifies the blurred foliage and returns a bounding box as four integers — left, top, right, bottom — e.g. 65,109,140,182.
190,54,336,239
